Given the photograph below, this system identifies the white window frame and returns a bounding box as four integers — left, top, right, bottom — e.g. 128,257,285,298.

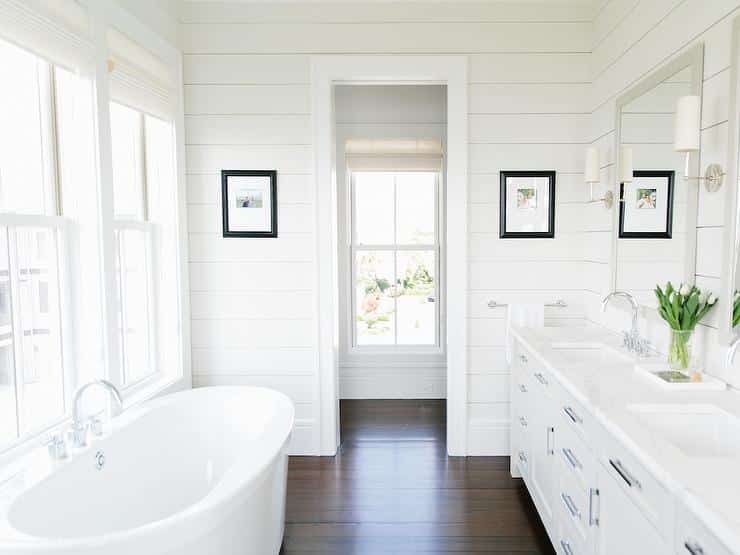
347,169,445,357
112,219,158,393
0,52,77,451
108,104,162,393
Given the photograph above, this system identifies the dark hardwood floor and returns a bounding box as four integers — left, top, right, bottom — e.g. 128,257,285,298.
281,399,554,554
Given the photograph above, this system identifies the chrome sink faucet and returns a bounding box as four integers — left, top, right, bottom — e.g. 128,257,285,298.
728,337,740,368
602,291,649,355
70,380,124,448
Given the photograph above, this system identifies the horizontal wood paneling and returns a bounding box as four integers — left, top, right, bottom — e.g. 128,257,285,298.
590,0,740,390
181,22,591,54
183,1,593,454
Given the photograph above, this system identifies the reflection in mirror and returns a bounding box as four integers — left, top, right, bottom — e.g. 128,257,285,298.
723,21,740,344
615,61,700,309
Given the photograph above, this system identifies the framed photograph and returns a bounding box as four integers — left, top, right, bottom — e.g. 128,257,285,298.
499,171,556,238
221,170,278,238
619,170,674,238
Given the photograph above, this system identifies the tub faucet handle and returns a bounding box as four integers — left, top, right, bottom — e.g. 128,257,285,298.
68,420,89,448
45,433,68,460
89,411,106,437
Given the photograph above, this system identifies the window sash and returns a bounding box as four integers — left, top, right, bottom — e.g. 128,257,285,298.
348,171,441,350
0,215,73,452
112,220,157,390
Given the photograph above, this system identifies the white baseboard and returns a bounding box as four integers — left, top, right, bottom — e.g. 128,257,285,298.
466,419,510,456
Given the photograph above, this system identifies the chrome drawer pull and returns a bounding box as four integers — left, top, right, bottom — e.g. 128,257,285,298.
684,540,705,555
609,458,642,490
518,383,527,393
562,447,582,470
561,492,581,520
534,372,549,385
519,416,527,427
563,406,582,424
519,354,528,364
560,539,574,555
547,426,554,455
588,488,600,527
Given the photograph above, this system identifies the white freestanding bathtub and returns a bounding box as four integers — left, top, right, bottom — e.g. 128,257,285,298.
0,386,294,555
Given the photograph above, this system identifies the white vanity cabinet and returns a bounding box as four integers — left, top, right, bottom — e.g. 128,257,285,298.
595,463,669,555
675,500,734,555
510,338,673,555
510,343,558,537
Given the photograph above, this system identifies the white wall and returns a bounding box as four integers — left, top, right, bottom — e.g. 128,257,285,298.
334,85,447,400
586,1,740,388
180,1,591,455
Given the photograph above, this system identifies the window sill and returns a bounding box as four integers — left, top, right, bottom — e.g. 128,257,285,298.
0,373,189,474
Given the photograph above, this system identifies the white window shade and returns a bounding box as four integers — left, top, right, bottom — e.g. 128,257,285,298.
107,28,175,120
345,139,443,171
0,0,93,71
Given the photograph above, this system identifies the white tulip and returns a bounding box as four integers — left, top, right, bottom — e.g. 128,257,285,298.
679,284,691,296
699,291,709,305
708,294,717,305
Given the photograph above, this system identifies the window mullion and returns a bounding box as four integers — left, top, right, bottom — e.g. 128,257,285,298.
393,173,398,347
139,113,148,221
7,229,25,435
115,232,128,387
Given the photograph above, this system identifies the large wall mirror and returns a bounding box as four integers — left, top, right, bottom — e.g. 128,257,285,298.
612,44,704,309
722,20,740,344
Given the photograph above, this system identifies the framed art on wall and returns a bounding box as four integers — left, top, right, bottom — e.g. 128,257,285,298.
221,170,278,238
499,171,556,238
619,170,674,238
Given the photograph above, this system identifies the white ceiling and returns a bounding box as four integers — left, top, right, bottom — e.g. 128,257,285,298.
179,0,591,4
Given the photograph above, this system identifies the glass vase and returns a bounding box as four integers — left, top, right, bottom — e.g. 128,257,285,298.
667,328,694,373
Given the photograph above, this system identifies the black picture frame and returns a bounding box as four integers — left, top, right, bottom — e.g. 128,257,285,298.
618,170,674,239
221,170,278,238
499,171,556,238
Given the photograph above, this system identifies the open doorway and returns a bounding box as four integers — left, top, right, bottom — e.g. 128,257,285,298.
335,85,447,403
334,84,447,446
312,56,468,456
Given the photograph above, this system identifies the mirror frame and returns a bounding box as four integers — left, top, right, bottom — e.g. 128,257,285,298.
720,18,740,344
611,43,705,306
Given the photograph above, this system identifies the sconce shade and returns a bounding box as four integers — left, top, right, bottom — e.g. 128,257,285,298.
620,146,634,183
674,95,701,152
585,147,600,184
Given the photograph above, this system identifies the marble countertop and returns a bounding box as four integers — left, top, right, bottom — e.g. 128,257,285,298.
510,323,740,551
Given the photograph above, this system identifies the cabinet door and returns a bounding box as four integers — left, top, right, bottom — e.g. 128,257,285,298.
528,387,557,535
596,464,669,555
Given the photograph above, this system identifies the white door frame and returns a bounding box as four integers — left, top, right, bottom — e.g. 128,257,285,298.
311,56,469,456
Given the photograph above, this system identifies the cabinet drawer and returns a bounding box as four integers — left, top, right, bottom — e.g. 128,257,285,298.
515,447,530,481
557,413,597,490
599,440,674,540
675,502,733,555
557,499,588,555
558,461,598,547
558,387,592,442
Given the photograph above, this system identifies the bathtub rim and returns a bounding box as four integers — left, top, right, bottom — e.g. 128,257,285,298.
0,386,294,552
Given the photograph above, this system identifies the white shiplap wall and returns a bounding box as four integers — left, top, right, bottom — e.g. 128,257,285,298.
181,1,591,455
587,0,740,389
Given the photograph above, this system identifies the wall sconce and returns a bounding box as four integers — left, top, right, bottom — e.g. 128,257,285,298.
620,145,634,184
584,147,614,208
674,95,724,192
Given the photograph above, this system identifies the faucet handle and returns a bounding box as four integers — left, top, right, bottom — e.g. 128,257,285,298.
88,410,106,437
68,421,89,448
44,433,68,460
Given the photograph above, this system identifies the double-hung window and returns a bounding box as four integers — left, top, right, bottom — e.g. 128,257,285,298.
0,38,76,448
350,170,441,349
110,102,157,387
109,102,176,389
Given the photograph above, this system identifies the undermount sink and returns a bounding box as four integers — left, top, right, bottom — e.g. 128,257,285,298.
550,342,633,366
628,404,740,458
